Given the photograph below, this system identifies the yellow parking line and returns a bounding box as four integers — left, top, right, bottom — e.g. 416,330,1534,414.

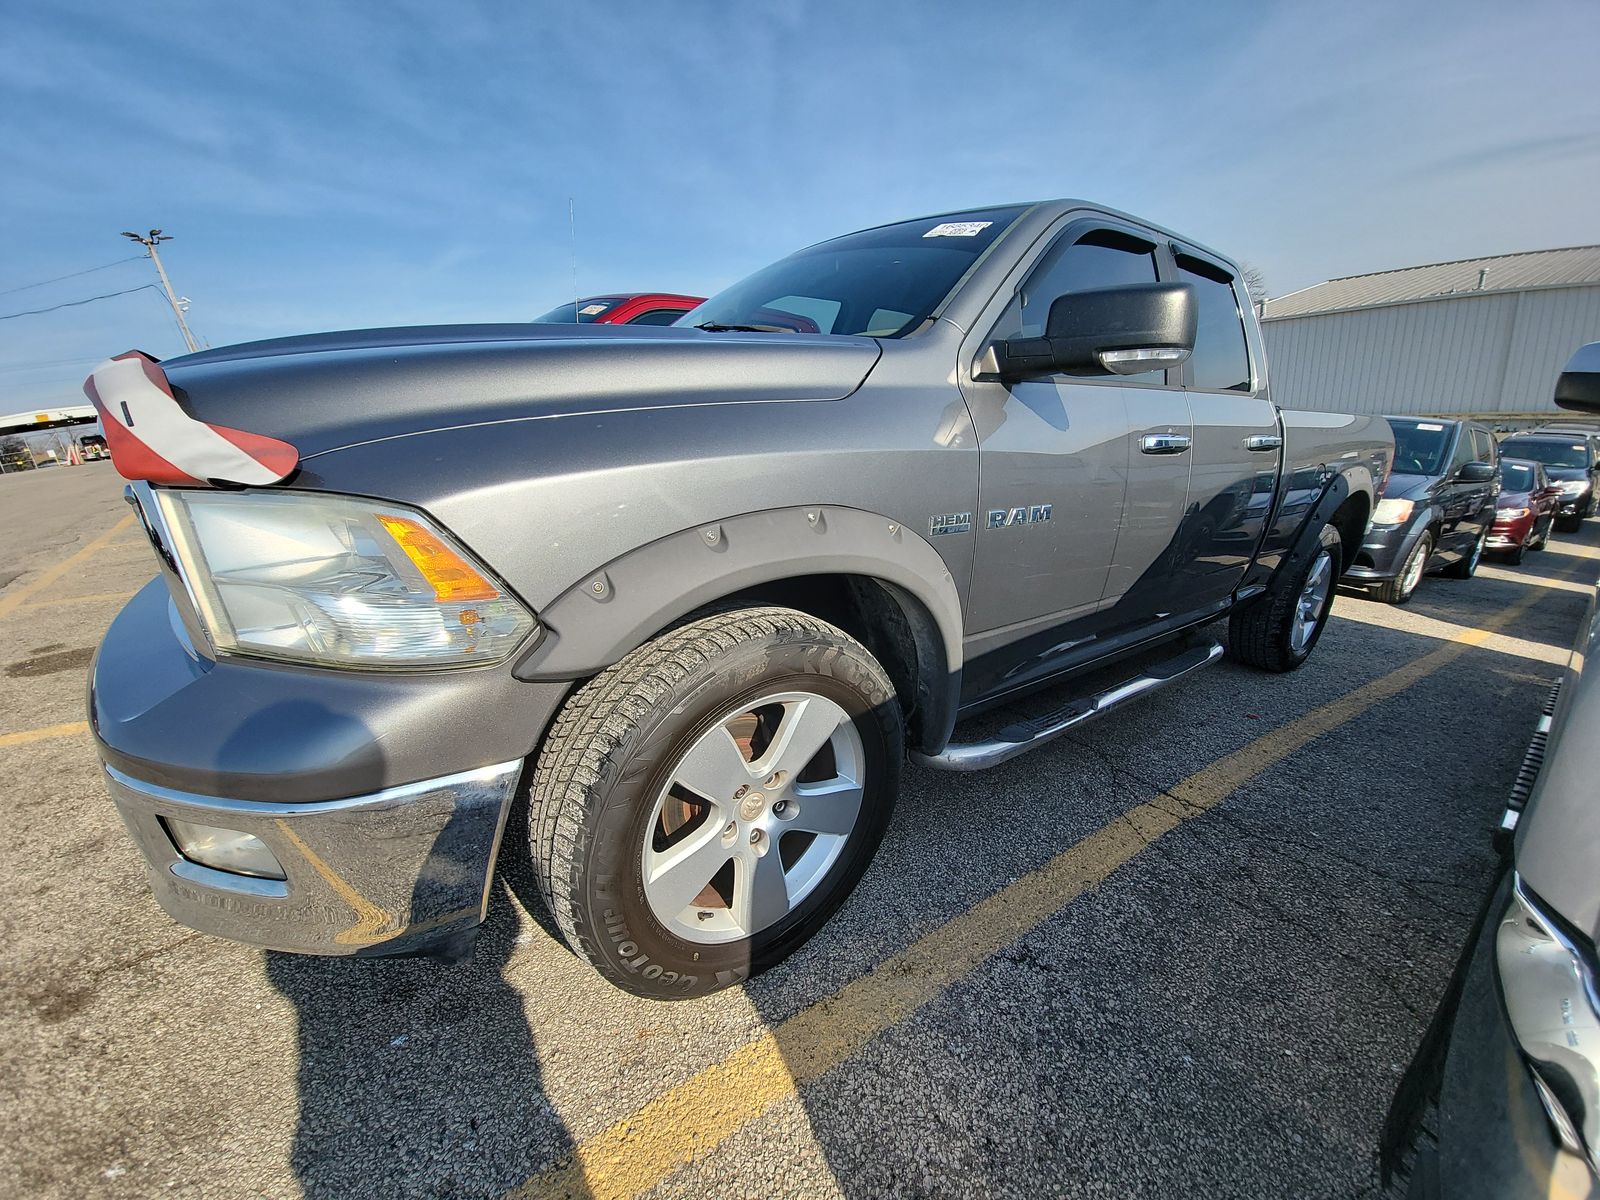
1332,600,1569,665
20,591,137,611
0,514,135,620
0,721,89,748
513,589,1548,1200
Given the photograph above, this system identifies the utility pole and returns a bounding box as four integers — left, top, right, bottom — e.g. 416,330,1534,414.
121,229,198,353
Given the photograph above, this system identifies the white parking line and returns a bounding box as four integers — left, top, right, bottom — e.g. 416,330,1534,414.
1331,600,1569,665
1476,564,1594,594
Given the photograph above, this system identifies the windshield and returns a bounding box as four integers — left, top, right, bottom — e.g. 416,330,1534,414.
1386,419,1454,476
534,296,627,323
1499,462,1536,492
680,207,1026,337
1500,438,1591,469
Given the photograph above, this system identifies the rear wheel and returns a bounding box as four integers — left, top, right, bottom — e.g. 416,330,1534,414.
1375,531,1432,605
1229,523,1340,672
528,606,901,999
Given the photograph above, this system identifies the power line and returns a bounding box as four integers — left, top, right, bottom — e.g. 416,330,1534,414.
0,283,159,321
0,256,145,297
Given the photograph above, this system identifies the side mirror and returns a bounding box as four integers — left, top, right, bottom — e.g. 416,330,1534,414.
993,282,1197,382
1556,342,1600,413
1458,461,1496,483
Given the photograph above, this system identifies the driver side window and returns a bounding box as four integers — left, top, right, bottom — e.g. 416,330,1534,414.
993,228,1165,384
1449,427,1475,473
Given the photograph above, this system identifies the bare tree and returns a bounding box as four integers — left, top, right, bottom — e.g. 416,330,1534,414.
1240,263,1269,306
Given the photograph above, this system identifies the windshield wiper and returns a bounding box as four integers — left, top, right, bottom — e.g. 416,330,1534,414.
693,322,794,333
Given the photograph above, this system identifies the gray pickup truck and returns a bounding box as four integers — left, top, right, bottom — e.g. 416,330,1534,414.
89,201,1392,998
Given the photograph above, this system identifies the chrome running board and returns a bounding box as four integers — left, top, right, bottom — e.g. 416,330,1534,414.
914,640,1224,772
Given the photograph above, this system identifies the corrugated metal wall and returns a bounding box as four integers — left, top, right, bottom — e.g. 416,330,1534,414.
1262,284,1600,415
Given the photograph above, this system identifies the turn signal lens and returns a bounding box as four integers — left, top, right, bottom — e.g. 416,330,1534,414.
377,515,499,602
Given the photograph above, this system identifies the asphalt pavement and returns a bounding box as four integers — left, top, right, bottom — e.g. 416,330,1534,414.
0,463,1590,1199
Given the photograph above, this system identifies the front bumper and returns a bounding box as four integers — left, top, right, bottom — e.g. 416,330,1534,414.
106,760,521,955
1343,518,1421,584
1489,515,1535,548
92,578,573,954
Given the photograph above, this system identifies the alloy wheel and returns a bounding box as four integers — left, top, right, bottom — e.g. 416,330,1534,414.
1399,538,1428,597
1291,549,1334,653
641,690,866,944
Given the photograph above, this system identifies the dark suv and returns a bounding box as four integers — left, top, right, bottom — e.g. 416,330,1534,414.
1501,429,1600,531
1344,417,1499,604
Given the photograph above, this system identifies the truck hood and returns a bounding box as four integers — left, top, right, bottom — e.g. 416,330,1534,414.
159,324,882,458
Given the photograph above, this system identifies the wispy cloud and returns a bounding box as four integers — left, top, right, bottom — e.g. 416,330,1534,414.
2,0,1597,410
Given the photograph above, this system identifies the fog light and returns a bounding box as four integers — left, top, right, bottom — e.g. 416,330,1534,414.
164,818,285,880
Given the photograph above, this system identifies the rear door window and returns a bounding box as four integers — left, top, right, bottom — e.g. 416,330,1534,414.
1175,255,1252,393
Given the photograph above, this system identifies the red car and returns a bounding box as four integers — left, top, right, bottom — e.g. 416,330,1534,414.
1489,457,1560,562
533,293,703,327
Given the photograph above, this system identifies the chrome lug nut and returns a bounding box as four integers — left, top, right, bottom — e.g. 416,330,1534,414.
772,799,788,815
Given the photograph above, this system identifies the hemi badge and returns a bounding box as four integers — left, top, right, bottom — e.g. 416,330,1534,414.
929,512,973,536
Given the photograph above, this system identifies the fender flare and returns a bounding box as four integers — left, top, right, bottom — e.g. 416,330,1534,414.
513,505,965,743
1265,472,1354,598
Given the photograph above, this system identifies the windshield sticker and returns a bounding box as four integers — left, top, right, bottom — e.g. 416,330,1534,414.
1416,423,1444,430
923,221,992,238
579,303,608,315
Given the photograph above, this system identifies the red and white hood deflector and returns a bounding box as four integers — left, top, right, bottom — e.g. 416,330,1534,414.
82,350,299,487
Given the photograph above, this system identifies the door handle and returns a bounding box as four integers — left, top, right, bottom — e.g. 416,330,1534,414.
1244,434,1283,452
1140,433,1191,455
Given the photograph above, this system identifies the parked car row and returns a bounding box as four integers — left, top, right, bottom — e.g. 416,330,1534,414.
1343,415,1600,604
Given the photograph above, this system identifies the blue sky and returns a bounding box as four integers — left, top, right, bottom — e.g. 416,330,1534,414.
3,0,1598,419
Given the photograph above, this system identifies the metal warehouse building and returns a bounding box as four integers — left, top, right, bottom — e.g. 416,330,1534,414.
1260,245,1600,421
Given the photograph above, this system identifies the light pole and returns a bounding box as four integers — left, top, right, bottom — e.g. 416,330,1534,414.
121,229,199,353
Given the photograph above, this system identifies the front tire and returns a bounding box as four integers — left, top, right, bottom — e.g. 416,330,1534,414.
1229,523,1341,673
1442,525,1487,579
1374,531,1433,605
528,606,902,1000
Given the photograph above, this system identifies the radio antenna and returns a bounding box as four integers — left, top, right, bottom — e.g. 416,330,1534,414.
569,197,579,320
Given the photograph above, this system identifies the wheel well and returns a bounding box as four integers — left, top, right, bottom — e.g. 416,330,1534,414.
1328,493,1370,572
681,574,950,754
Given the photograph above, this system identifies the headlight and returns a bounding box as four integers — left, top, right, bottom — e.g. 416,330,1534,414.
1372,498,1414,525
1497,877,1600,1173
1497,506,1532,520
151,489,537,668
1559,480,1590,495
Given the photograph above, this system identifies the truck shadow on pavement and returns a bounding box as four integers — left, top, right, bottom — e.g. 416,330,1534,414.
264,819,585,1198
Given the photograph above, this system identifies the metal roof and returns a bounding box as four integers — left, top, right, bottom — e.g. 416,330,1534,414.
1263,244,1600,320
